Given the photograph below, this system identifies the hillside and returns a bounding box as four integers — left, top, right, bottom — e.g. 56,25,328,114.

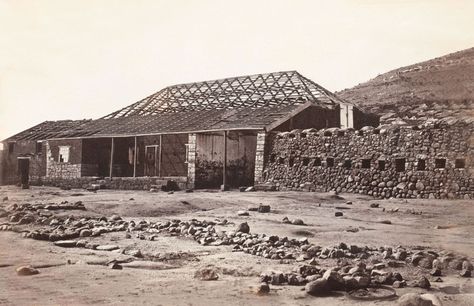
337,47,474,124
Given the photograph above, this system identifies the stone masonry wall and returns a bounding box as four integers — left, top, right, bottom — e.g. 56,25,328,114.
46,141,82,179
263,120,474,199
254,132,267,184
30,176,189,190
187,134,197,189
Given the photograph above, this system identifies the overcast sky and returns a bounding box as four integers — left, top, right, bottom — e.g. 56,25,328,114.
1,0,473,140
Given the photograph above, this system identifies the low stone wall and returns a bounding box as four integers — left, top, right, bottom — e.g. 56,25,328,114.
46,162,82,179
30,176,189,190
263,120,474,199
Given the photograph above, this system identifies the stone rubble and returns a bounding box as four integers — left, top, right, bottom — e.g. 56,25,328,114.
0,200,471,298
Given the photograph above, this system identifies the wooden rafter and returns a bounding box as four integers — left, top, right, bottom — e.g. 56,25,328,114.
101,71,346,119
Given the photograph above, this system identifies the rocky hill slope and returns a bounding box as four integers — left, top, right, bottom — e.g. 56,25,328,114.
337,47,474,124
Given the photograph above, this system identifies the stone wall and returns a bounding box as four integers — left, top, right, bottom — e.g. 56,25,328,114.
263,120,474,199
30,176,189,190
187,134,197,189
0,140,45,185
254,132,267,184
46,140,83,179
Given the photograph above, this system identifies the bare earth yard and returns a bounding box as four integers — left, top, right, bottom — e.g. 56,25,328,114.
0,186,473,305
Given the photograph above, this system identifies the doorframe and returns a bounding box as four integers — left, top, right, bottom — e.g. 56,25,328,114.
145,145,161,177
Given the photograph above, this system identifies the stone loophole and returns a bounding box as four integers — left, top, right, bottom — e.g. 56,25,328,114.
417,159,426,171
343,159,352,169
361,159,371,169
455,159,465,169
378,160,386,170
395,158,405,172
435,158,446,169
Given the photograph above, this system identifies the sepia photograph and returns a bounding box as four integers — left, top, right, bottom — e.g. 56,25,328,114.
0,1,473,305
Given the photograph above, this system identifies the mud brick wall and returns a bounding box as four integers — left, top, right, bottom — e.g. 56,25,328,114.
263,121,474,199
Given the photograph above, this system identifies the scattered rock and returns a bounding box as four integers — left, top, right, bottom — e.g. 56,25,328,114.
393,280,406,288
236,222,250,233
420,294,443,306
305,278,328,296
96,245,120,251
109,262,123,270
123,249,143,258
237,211,249,216
412,276,431,289
322,269,345,290
16,265,39,276
335,212,343,217
0,209,8,218
110,215,122,221
256,283,270,294
462,260,473,271
292,219,305,226
430,268,442,277
194,266,219,281
79,229,92,237
257,205,271,213
460,269,471,277
54,240,78,248
397,293,437,306
370,203,379,208
282,217,291,224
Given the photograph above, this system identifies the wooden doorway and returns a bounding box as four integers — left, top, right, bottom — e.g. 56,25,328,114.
17,157,30,188
145,145,160,176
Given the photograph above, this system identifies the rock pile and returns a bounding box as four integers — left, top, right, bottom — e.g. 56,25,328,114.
0,203,471,296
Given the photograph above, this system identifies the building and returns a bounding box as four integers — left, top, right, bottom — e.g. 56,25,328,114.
0,71,378,189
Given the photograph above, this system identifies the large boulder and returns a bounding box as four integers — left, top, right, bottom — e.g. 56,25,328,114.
305,278,328,296
322,269,345,290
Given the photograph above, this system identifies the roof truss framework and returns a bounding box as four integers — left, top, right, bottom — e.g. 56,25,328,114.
102,71,345,119
4,71,357,142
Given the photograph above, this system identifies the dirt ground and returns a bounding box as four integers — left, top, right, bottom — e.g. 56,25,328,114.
0,185,473,306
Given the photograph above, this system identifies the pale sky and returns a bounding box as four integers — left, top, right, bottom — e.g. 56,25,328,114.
1,0,473,140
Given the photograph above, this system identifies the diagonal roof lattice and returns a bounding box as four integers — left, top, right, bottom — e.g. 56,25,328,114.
102,70,348,119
